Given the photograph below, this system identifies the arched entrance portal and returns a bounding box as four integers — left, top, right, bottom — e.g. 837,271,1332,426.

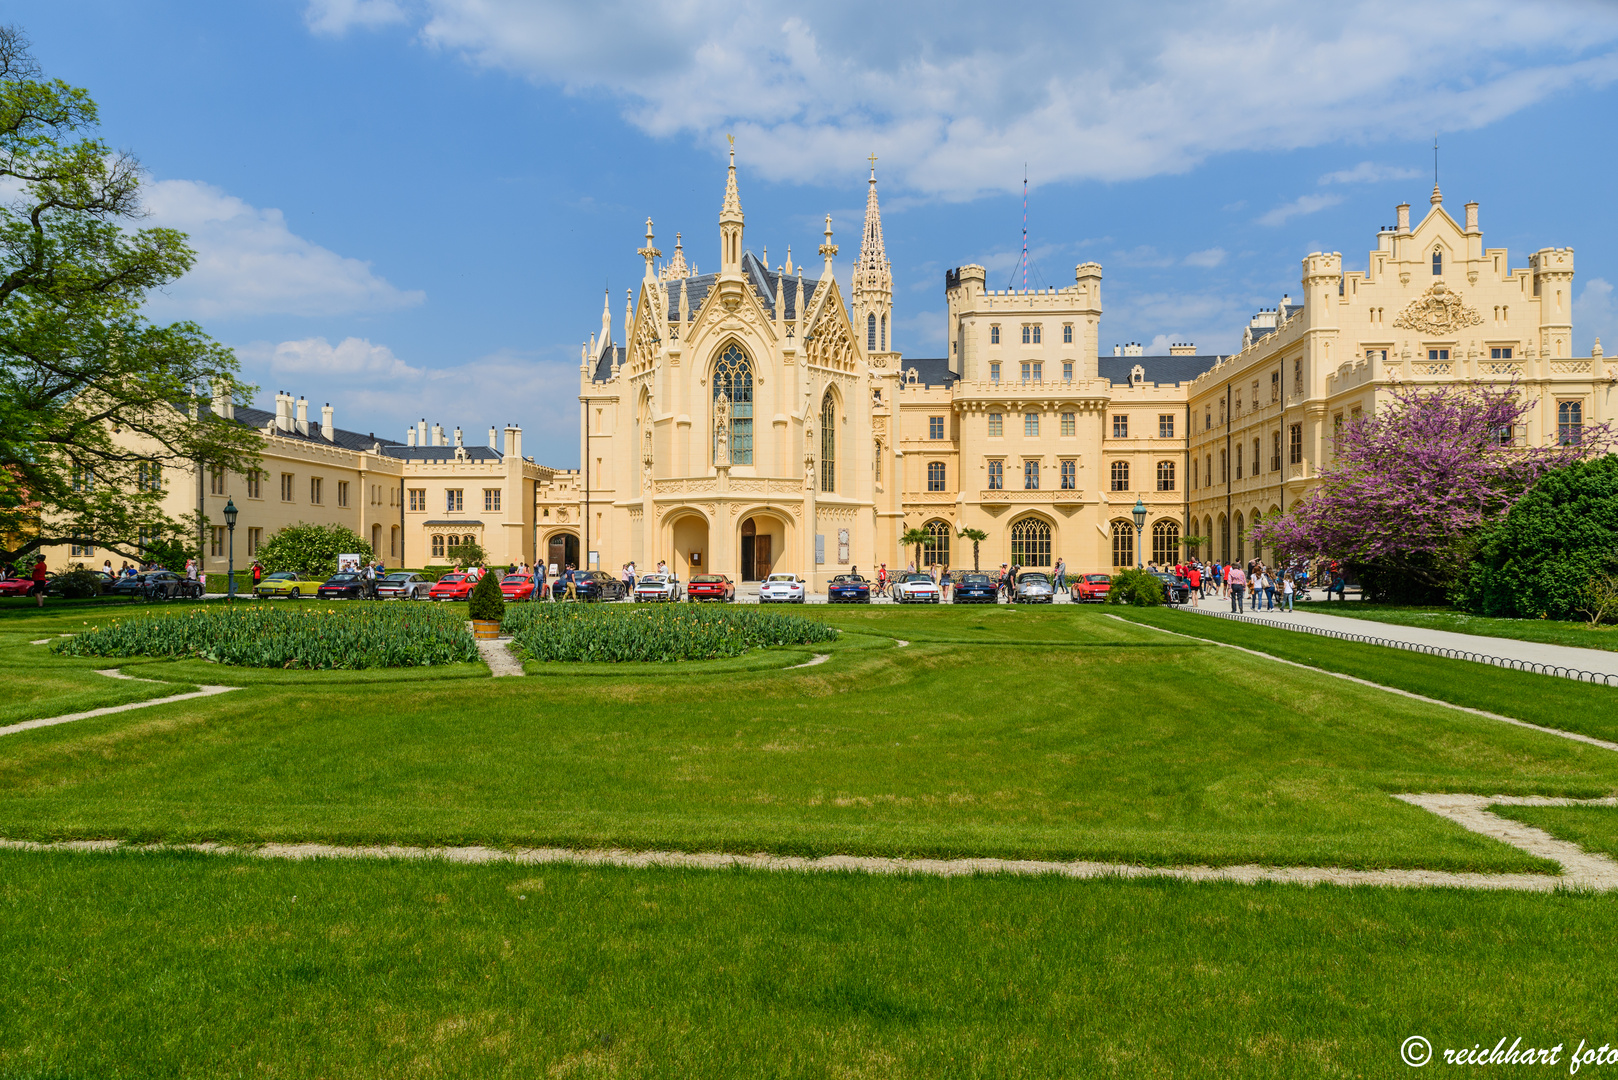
739,514,787,581
669,512,709,579
545,531,579,573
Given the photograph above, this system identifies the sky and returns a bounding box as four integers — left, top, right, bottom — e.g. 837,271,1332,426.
13,0,1618,467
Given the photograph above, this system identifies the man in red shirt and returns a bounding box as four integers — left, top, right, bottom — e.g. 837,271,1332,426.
31,556,47,608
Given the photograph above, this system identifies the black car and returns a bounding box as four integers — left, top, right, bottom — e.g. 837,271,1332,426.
317,572,374,600
826,574,871,603
549,570,628,602
951,572,998,603
1150,571,1193,605
109,570,201,601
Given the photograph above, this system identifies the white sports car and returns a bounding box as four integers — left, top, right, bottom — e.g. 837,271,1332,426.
891,573,941,603
634,573,681,602
759,572,806,603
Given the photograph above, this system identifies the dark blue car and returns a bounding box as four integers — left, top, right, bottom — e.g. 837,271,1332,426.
548,570,628,602
826,574,871,603
951,573,998,604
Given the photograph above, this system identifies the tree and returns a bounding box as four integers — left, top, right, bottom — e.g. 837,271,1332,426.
956,527,987,572
467,566,506,624
0,26,259,566
1456,454,1618,620
447,540,487,569
256,523,370,578
1105,568,1164,607
1254,382,1611,596
900,527,930,572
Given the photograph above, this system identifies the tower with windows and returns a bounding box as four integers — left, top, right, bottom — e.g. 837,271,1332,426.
850,160,894,364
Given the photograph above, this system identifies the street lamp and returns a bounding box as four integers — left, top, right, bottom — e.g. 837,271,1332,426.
1131,495,1147,570
223,497,238,600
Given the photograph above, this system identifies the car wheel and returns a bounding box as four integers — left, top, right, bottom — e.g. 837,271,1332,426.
289,588,300,599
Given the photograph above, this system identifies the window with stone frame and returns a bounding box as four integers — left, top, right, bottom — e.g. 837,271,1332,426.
927,461,946,492
988,413,1003,437
1112,414,1128,438
1288,423,1303,465
1158,414,1174,438
1060,459,1076,489
1011,517,1051,567
1156,460,1175,491
1110,460,1129,491
1060,412,1075,437
987,459,1004,489
1111,520,1133,568
1024,413,1039,437
1271,431,1282,472
1023,459,1039,490
1559,400,1584,445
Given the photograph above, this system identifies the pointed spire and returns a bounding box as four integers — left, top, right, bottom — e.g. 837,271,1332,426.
857,160,889,276
1431,184,1443,206
720,136,744,276
785,245,793,275
679,275,690,327
624,288,634,348
818,213,838,277
793,266,804,334
721,137,743,221
638,218,661,281
660,232,689,281
599,290,611,354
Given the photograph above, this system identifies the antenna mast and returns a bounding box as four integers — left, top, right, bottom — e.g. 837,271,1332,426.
1021,165,1029,292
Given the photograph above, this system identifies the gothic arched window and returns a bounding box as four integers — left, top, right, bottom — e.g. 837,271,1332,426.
880,314,887,351
819,390,836,492
1110,520,1133,568
1432,248,1442,276
1012,517,1052,567
712,344,754,465
1151,520,1180,565
923,519,951,566
867,314,877,352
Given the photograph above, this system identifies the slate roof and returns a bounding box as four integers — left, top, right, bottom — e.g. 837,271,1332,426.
235,405,502,461
1097,354,1222,387
901,357,957,389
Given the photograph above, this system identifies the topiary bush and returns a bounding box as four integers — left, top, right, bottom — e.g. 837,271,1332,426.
1105,568,1165,607
1457,454,1618,620
467,569,506,624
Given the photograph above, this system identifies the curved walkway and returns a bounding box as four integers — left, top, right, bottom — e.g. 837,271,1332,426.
1184,602,1618,682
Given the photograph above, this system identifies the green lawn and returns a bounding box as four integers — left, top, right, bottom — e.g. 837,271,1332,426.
4,605,1618,871
5,851,1618,1079
1493,803,1618,860
1291,601,1618,652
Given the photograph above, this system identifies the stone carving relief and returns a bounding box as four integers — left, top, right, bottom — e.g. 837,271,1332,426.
1391,283,1483,335
805,303,856,371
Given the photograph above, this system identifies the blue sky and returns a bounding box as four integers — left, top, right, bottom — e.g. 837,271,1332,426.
15,0,1618,466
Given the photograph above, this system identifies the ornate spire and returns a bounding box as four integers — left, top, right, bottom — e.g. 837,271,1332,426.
721,136,743,222
856,157,889,277
719,135,744,277
638,218,661,281
659,232,689,281
818,214,837,276
851,158,893,354
599,290,612,351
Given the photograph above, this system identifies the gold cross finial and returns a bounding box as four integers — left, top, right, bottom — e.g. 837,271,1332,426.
868,152,878,171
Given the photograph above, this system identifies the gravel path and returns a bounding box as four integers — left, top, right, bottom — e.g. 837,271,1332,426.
475,636,525,677
0,684,241,738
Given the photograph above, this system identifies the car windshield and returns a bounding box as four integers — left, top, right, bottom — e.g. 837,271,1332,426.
961,575,993,585
502,575,529,583
438,574,465,583
692,575,725,583
383,573,412,582
1020,573,1050,584
766,574,796,583
1084,575,1111,584
266,573,294,580
327,573,357,582
831,576,866,584
904,574,934,583
639,575,667,584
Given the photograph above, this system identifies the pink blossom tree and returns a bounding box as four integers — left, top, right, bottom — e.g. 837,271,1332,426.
1254,381,1612,592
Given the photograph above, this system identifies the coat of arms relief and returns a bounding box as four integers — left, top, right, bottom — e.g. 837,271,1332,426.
1391,283,1483,335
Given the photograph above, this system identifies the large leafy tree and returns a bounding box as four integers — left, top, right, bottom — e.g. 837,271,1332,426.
0,25,259,564
1255,381,1612,594
255,523,371,578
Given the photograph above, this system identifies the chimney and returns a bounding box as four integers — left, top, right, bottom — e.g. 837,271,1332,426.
295,396,309,436
454,426,463,448
211,379,230,419
1396,202,1411,233
431,423,444,447
489,426,498,450
275,391,292,433
1465,201,1479,232
417,418,427,446
507,425,522,461
321,403,334,441
1169,343,1196,357
407,426,417,447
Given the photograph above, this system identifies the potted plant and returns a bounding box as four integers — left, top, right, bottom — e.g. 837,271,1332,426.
467,566,506,640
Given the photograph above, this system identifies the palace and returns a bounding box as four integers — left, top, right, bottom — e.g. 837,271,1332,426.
41,154,1618,585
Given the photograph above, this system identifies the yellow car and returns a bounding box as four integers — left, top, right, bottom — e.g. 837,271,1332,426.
255,571,315,599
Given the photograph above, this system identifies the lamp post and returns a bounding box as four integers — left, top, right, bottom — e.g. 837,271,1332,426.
1132,495,1147,570
223,497,238,600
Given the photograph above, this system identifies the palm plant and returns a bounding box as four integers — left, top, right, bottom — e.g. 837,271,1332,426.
957,527,988,571
900,527,931,572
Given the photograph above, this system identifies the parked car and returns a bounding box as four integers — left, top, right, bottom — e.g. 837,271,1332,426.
1150,571,1193,606
758,572,805,604
45,569,117,598
687,574,736,602
106,570,202,601
0,576,39,597
891,573,941,604
374,571,431,601
551,570,629,602
255,571,313,599
429,573,477,601
826,574,871,603
950,572,998,604
1071,574,1112,603
1014,571,1055,604
633,573,681,602
499,573,537,600
317,572,373,600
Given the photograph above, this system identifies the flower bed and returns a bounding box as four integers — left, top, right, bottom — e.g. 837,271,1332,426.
52,605,479,669
502,604,837,663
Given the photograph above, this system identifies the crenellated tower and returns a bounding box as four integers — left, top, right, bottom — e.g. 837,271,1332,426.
850,159,894,361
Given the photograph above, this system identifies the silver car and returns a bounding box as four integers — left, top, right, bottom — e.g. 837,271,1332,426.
374,572,431,600
634,573,681,602
1014,572,1054,604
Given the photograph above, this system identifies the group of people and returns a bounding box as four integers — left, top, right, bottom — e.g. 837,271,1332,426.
1152,557,1348,614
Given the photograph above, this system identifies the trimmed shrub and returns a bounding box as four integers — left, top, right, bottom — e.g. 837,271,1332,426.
504,604,837,663
52,605,478,668
468,569,506,624
1457,455,1618,620
1105,568,1165,607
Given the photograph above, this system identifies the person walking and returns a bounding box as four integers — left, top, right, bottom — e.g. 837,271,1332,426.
1254,568,1271,611
31,555,48,608
1187,562,1203,602
563,564,578,601
1054,557,1067,591
1281,572,1295,612
1226,562,1246,613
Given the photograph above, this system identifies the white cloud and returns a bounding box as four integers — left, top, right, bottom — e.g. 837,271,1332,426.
239,336,423,379
307,0,1618,199
1182,247,1226,268
305,0,406,35
1575,277,1615,356
1257,193,1343,227
142,180,425,320
1318,161,1424,185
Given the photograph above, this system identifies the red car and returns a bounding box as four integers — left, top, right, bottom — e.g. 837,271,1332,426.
428,572,477,601
499,573,536,599
1071,574,1112,603
685,574,736,602
0,577,37,597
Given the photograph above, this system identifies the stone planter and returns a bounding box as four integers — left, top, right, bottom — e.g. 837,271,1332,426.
471,618,502,640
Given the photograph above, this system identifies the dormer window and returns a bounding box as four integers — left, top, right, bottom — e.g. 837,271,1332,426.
1432,249,1442,276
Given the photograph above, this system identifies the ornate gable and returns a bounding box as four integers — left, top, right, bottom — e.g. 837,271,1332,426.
803,277,861,373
